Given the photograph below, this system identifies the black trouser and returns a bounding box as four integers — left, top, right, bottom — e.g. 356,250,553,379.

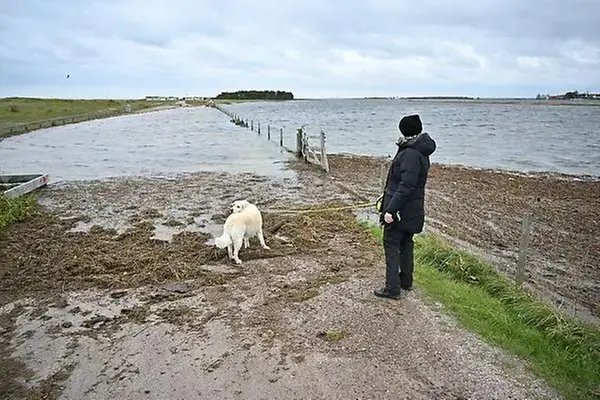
383,225,414,292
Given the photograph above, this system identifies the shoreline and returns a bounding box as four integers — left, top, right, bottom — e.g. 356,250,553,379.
333,152,600,182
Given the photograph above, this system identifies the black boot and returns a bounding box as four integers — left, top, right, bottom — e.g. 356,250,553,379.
374,287,405,300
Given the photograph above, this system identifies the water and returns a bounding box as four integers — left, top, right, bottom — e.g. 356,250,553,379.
1,100,599,182
0,107,294,182
224,98,600,177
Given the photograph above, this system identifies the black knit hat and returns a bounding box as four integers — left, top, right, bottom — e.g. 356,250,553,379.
398,114,422,137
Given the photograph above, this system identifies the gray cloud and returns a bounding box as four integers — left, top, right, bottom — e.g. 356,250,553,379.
1,0,598,98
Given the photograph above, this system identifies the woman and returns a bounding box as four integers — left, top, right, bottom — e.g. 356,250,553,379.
375,114,437,299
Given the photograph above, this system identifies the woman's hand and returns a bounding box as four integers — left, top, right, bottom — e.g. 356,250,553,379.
384,212,394,224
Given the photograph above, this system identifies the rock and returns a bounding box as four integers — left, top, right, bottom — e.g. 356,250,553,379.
110,290,128,299
164,282,190,293
61,321,73,329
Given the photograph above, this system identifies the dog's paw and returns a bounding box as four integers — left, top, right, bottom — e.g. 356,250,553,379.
262,245,271,250
234,258,243,264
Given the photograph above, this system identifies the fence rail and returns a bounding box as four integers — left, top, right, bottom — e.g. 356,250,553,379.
211,103,330,173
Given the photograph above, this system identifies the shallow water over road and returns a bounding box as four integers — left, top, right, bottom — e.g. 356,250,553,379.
0,107,293,182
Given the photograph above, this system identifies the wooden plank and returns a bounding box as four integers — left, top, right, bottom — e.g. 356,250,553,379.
1,174,46,184
2,173,49,199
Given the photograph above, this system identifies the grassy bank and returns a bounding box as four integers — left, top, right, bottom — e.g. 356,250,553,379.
364,223,600,400
0,195,36,230
0,97,178,138
0,97,162,125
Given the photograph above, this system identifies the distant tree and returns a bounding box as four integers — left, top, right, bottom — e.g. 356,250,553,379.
564,90,579,99
214,90,294,101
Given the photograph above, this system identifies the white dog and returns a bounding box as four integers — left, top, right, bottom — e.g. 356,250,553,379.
214,199,270,264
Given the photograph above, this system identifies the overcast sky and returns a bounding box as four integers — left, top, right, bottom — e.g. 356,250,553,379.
1,0,599,99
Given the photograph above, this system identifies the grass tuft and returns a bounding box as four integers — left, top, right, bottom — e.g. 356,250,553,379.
0,194,37,230
362,222,600,400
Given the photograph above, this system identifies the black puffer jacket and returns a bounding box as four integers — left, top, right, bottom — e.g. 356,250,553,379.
381,132,437,233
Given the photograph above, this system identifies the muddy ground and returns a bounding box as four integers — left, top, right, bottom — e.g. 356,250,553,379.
0,161,563,399
326,154,600,325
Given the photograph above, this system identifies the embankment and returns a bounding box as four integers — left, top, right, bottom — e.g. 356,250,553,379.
0,98,184,138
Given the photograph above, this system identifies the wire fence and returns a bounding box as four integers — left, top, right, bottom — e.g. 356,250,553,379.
211,102,330,173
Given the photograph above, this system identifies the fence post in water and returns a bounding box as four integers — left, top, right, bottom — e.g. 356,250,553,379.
258,122,261,134
251,120,254,131
296,127,303,158
280,128,283,147
515,210,533,287
268,125,271,140
320,130,330,173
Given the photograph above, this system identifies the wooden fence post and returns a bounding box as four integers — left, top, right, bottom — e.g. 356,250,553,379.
268,125,271,140
515,210,533,287
320,130,330,173
258,122,261,134
296,127,303,158
280,128,283,147
251,120,254,131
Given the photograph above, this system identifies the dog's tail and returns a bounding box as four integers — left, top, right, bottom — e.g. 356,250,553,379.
214,233,232,249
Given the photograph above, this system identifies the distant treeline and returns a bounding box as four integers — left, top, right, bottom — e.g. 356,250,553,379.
214,90,294,100
537,90,600,100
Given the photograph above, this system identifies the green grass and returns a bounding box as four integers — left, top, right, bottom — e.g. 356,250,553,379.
0,194,37,230
0,97,165,127
363,223,600,400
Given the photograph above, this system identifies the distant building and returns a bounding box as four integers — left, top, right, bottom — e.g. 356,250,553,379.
145,96,184,102
182,96,207,101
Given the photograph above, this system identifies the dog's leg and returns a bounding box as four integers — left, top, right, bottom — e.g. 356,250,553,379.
244,236,250,249
227,243,233,260
257,229,270,250
232,234,244,264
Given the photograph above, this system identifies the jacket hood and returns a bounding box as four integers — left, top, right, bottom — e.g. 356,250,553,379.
400,132,436,156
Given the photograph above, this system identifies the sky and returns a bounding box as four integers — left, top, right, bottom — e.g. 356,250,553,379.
1,0,599,99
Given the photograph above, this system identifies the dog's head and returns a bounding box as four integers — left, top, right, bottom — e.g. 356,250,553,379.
231,199,251,213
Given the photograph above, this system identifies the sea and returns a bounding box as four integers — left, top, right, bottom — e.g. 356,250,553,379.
224,98,600,177
0,98,598,182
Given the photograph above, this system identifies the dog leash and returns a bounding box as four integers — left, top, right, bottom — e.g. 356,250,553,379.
262,202,376,215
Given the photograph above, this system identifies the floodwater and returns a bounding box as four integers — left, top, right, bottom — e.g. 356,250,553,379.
2,100,599,182
0,106,294,182
224,98,600,177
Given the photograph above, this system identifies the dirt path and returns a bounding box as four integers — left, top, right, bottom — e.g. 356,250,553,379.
0,162,561,399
